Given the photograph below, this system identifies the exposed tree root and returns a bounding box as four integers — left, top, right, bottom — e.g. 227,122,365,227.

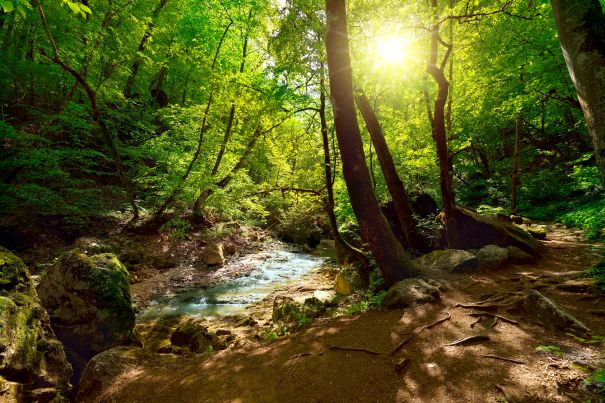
468,311,519,325
481,355,526,365
444,335,490,346
391,310,451,355
394,357,409,373
328,345,381,355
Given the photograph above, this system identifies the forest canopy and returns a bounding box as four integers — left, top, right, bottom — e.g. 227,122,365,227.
1,0,604,251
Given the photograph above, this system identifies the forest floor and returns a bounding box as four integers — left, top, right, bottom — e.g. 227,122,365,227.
80,225,605,403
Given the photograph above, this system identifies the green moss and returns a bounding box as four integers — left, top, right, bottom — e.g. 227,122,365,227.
0,246,28,289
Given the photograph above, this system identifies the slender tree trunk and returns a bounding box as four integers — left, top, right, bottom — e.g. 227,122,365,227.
35,0,139,218
355,90,419,250
511,116,521,214
123,0,169,98
319,71,369,272
192,127,263,212
153,20,233,219
427,0,457,247
551,0,605,187
325,0,415,286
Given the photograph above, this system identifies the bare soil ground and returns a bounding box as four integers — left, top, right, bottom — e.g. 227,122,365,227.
79,225,605,403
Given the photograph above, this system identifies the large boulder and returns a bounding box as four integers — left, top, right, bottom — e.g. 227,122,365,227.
523,289,591,335
37,250,139,384
444,207,542,254
475,245,509,271
415,249,478,273
381,279,440,309
0,246,72,402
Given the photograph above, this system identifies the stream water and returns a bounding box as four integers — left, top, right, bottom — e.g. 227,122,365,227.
137,241,335,321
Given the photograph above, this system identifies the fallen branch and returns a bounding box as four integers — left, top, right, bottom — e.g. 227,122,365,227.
328,345,380,355
481,355,526,364
444,335,490,346
468,311,518,325
277,353,303,387
489,316,499,329
391,310,451,355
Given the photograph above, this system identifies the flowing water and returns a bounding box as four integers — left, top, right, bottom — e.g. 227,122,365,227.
137,242,334,321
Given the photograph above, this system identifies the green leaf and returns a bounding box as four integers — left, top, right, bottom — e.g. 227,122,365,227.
1,0,14,13
66,1,80,14
79,3,91,14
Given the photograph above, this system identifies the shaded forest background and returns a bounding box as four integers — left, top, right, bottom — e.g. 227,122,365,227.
1,0,603,252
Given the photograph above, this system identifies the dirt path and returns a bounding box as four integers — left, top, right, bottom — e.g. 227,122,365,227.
77,225,605,402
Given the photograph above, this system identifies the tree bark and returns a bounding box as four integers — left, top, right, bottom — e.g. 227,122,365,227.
325,0,415,286
510,116,521,214
320,72,369,274
355,90,419,250
551,0,605,187
427,0,457,247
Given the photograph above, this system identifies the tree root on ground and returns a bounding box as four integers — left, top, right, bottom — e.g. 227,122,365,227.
391,310,451,355
443,335,490,346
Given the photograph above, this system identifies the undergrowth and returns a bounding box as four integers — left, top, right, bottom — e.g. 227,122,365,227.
587,259,605,293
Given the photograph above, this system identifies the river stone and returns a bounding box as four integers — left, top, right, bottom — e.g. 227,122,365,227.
381,279,440,309
475,245,509,271
334,273,353,295
37,250,139,384
523,289,591,335
170,320,208,347
0,246,72,402
416,249,478,273
507,246,535,264
201,244,225,266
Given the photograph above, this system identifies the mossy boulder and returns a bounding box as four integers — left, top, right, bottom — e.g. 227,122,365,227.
37,250,140,385
0,246,72,402
415,249,479,273
382,279,440,309
444,207,542,254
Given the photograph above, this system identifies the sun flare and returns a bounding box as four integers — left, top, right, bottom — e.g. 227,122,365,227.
376,34,410,64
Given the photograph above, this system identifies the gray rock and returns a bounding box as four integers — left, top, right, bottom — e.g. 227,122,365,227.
201,244,225,266
475,245,509,271
416,249,478,273
507,246,535,264
523,289,591,335
381,279,440,309
0,246,72,401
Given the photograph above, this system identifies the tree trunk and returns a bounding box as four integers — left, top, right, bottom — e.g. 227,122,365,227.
355,90,419,250
192,127,263,212
551,0,605,187
320,71,369,275
510,116,521,214
325,0,416,287
427,0,457,247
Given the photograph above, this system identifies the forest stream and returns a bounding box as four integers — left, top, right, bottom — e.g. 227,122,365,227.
137,241,336,321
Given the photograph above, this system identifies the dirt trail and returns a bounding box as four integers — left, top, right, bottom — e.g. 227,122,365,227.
78,225,605,402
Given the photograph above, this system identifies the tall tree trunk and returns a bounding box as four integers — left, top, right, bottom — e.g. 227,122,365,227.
320,71,369,273
551,0,605,187
355,90,419,250
325,0,415,287
511,116,521,214
123,0,169,98
35,0,139,218
427,0,457,247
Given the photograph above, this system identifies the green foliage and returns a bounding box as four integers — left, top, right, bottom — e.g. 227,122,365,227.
476,205,506,217
584,368,605,396
159,218,192,240
587,259,605,293
565,333,605,344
